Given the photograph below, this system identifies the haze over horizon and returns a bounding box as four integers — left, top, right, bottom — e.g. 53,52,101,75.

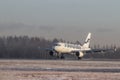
0,0,120,46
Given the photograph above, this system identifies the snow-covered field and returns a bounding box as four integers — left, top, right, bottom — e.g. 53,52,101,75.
0,59,120,80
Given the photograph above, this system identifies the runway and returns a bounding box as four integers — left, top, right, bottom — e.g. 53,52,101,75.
1,67,120,73
0,59,120,80
0,59,120,73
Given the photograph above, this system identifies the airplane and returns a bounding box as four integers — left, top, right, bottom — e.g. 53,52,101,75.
47,33,116,60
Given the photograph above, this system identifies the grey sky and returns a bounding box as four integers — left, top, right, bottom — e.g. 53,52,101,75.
0,0,120,46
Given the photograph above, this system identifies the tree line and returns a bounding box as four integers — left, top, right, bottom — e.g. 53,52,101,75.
0,36,119,59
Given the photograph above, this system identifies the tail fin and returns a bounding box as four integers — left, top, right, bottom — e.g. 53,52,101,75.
82,33,91,48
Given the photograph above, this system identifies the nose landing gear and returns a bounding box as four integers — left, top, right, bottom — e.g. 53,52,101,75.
60,55,65,59
78,57,82,60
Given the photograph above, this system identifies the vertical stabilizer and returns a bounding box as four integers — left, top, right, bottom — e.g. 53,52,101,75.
82,33,91,49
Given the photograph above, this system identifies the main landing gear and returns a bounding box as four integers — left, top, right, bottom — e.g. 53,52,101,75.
60,55,65,59
78,57,82,60
56,53,65,59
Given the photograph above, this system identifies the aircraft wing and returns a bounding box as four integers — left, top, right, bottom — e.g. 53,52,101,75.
71,48,116,53
44,48,52,51
38,46,53,51
85,48,116,53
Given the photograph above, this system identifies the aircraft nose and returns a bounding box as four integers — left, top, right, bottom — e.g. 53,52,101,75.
53,46,59,51
52,46,55,50
53,46,57,50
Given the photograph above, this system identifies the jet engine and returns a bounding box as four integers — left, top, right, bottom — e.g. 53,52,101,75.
49,51,58,56
49,51,54,56
75,51,84,59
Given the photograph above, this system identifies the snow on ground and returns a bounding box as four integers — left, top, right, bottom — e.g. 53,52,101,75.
0,59,120,80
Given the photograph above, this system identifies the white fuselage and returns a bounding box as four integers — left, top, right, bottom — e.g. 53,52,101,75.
53,42,91,53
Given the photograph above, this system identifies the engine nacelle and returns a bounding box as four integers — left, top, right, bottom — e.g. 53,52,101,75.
49,51,57,56
49,51,54,56
76,51,84,57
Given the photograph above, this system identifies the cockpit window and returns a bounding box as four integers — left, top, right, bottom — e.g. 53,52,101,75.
54,43,61,46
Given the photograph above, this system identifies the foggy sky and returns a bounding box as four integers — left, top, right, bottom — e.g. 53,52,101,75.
0,0,120,46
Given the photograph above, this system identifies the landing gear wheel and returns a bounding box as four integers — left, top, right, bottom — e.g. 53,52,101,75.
78,57,82,60
60,55,65,59
49,51,53,56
